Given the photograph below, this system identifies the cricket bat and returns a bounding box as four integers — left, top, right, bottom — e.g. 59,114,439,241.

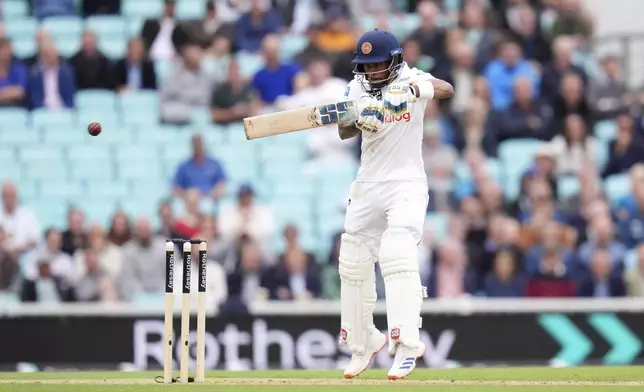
243,99,357,140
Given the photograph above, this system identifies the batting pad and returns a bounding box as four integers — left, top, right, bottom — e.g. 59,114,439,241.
339,233,377,354
379,227,426,353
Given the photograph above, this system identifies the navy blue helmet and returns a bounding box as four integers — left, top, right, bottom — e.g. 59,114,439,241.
352,29,404,95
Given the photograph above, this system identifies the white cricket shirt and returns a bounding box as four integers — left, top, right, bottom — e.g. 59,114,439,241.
344,62,433,183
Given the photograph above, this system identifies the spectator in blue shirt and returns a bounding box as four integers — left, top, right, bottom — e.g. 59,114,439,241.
0,38,28,107
27,40,76,109
32,0,77,21
251,34,302,105
234,0,283,53
483,39,540,111
173,133,227,200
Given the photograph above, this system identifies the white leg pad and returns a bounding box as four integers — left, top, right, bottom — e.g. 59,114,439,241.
378,227,426,353
339,233,376,354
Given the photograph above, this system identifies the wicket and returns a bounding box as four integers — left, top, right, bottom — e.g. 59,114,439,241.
163,238,208,384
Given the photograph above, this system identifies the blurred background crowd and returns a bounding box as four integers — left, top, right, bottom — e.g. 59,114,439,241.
0,0,643,313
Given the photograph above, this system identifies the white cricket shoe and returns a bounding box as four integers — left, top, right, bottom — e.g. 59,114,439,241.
343,329,387,379
387,341,426,380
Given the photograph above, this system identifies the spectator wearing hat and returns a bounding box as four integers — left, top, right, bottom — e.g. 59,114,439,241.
173,134,227,200
217,184,276,259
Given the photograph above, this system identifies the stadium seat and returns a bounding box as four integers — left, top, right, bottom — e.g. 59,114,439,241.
85,16,127,39
32,109,76,129
4,17,37,39
426,213,449,241
130,181,171,199
115,145,160,162
100,37,127,59
86,181,129,198
237,53,265,78
594,120,617,142
11,36,36,58
70,163,114,181
127,18,144,37
41,128,86,145
76,90,118,110
30,199,69,228
17,180,39,199
0,108,29,128
2,0,29,18
40,180,84,199
55,36,82,57
41,16,84,39
281,36,308,59
498,139,544,169
0,127,40,145
0,147,16,162
119,90,159,111
19,146,64,162
117,160,164,181
122,0,163,18
67,144,112,162
23,161,68,181
1,164,22,181
557,176,580,199
176,0,206,19
78,198,119,226
604,173,631,205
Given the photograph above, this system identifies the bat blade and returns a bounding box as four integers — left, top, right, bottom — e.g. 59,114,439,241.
244,100,357,140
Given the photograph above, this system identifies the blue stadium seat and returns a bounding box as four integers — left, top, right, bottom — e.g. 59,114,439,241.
123,0,163,18
119,90,159,111
55,36,82,57
130,181,170,199
281,36,308,59
127,18,143,37
67,144,112,162
176,0,206,19
41,16,84,39
426,213,449,241
2,0,29,18
0,107,29,128
1,164,22,181
100,37,127,59
594,120,617,142
557,176,580,199
86,181,129,198
19,146,64,162
117,160,163,181
16,180,38,199
237,53,265,78
76,90,118,110
4,17,37,39
0,292,19,309
31,199,69,229
604,173,631,205
595,139,609,170
0,127,40,145
498,139,544,168
136,125,182,144
70,163,114,181
154,60,170,83
85,16,127,39
191,109,212,126
23,161,68,181
32,109,76,128
11,36,36,58
78,198,119,226
114,146,160,162
40,180,84,199
0,147,16,162
41,129,86,145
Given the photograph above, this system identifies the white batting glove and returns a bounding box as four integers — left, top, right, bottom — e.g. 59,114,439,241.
382,83,415,114
355,95,384,133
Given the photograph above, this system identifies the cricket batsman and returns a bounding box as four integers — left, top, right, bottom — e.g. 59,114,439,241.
336,29,454,380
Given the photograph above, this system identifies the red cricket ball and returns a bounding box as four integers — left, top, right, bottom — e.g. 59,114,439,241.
88,122,102,136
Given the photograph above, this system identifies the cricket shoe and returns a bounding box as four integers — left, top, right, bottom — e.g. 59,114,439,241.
387,341,426,380
343,328,387,379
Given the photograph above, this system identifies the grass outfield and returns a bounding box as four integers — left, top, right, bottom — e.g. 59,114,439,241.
0,366,643,392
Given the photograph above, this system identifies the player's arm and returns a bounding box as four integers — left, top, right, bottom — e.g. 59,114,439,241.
409,78,454,100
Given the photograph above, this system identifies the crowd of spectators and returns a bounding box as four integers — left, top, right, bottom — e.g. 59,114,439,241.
1,0,644,311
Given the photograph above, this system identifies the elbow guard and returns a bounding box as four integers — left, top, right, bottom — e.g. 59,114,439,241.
413,79,435,100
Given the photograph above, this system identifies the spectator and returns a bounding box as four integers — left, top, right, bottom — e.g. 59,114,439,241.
184,1,235,50
483,39,540,111
550,114,597,175
27,41,75,109
553,72,591,130
32,0,77,20
157,200,180,239
457,99,496,155
550,0,593,42
540,36,587,104
617,181,644,248
0,38,28,107
615,164,644,221
602,112,644,178
211,59,254,125
408,1,445,60
173,133,227,200
625,244,644,297
578,216,627,267
588,55,630,121
423,122,458,212
81,0,120,16
234,0,283,53
141,0,179,61
401,38,431,73
112,37,157,93
312,7,355,54
483,249,525,297
160,43,215,124
75,247,119,302
74,224,123,281
524,221,579,280
60,208,87,256
269,224,321,300
172,188,203,240
0,227,18,291
275,58,355,167
497,77,554,142
20,228,76,302
439,40,476,117
578,249,626,297
117,218,167,301
521,145,558,199
322,232,341,299
510,4,552,64
251,34,302,106
218,184,275,255
70,30,111,90
226,239,271,305
460,4,496,73
482,215,521,277
0,182,40,262
428,238,477,298
106,211,132,247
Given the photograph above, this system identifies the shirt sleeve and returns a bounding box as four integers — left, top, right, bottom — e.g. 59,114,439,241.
343,79,363,100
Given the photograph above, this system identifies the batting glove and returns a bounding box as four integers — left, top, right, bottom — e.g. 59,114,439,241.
382,83,415,114
355,95,384,133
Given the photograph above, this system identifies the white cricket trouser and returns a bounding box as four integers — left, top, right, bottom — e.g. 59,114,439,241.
343,180,429,258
